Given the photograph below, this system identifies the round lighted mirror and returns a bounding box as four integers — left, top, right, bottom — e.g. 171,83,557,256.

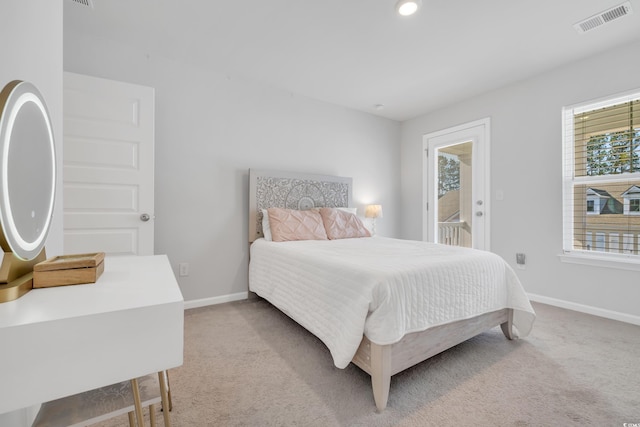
0,81,56,261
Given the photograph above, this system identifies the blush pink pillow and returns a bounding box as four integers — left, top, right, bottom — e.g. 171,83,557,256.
319,207,371,240
267,208,328,242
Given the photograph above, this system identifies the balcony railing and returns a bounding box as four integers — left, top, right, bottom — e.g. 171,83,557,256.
438,222,465,246
577,225,640,254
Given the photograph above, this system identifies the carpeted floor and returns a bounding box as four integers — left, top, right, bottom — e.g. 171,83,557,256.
98,299,640,426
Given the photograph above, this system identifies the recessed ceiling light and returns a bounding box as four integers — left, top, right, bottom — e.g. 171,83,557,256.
396,0,422,16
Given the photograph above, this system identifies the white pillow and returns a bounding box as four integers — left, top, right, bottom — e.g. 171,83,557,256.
336,207,357,215
261,209,272,241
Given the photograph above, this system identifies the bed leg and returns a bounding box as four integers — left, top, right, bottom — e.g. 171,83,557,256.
500,308,515,340
370,343,391,412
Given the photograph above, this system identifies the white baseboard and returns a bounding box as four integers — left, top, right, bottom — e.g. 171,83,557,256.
528,293,640,326
184,292,248,310
182,291,640,326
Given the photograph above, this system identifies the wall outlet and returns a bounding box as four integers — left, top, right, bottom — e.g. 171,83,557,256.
515,253,526,270
179,262,189,277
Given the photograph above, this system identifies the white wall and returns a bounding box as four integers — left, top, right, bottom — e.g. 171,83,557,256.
64,30,401,303
0,1,63,258
401,39,640,321
0,1,63,424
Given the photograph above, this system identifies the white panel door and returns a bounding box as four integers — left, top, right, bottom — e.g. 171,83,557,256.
63,72,155,256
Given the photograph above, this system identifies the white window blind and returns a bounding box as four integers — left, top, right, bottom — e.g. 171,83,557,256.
562,90,640,264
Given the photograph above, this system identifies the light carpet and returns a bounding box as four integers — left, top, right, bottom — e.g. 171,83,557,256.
97,299,640,426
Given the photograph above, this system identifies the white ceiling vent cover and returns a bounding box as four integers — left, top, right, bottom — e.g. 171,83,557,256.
574,2,633,33
68,0,94,8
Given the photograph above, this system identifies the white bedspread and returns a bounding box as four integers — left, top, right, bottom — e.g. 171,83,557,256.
249,237,535,369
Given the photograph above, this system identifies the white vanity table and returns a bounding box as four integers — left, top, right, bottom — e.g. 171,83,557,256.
0,254,184,416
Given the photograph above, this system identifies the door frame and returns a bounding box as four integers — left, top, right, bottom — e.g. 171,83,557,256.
422,118,491,250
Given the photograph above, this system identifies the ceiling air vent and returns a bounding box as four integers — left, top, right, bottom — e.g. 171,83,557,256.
68,0,94,8
574,1,633,33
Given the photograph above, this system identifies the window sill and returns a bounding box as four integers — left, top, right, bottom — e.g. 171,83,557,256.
559,251,640,271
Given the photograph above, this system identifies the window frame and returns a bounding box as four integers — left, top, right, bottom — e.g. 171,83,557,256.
561,88,640,270
624,195,640,215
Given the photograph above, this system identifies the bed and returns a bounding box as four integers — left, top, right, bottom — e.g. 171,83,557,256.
248,169,536,411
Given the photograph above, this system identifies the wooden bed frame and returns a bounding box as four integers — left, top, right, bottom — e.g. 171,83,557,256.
352,309,514,410
248,169,515,411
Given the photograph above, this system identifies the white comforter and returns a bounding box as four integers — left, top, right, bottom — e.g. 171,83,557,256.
249,237,535,369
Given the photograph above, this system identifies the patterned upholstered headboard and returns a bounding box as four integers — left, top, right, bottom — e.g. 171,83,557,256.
248,169,353,242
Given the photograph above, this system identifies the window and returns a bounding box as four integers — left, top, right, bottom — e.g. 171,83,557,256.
622,185,640,215
623,233,634,254
562,90,640,264
595,232,606,252
610,233,620,253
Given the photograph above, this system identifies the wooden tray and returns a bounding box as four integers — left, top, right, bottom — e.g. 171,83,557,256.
33,253,105,288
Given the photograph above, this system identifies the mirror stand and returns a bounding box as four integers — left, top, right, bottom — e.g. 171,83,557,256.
0,249,47,303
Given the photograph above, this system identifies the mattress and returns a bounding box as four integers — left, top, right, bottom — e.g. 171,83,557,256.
249,237,536,369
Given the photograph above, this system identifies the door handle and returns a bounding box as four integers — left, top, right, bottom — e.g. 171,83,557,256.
140,213,151,222
476,211,483,217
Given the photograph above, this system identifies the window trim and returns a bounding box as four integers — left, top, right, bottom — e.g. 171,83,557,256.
561,88,640,267
558,251,640,271
624,196,640,215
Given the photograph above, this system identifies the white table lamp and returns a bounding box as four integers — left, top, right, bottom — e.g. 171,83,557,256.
365,204,383,235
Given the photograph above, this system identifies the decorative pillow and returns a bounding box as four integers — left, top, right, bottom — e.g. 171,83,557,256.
319,207,371,240
267,208,328,242
261,209,272,241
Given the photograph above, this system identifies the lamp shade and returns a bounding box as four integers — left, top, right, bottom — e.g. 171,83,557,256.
365,204,383,219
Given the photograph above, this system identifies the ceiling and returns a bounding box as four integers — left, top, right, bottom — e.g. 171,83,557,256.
64,0,640,121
